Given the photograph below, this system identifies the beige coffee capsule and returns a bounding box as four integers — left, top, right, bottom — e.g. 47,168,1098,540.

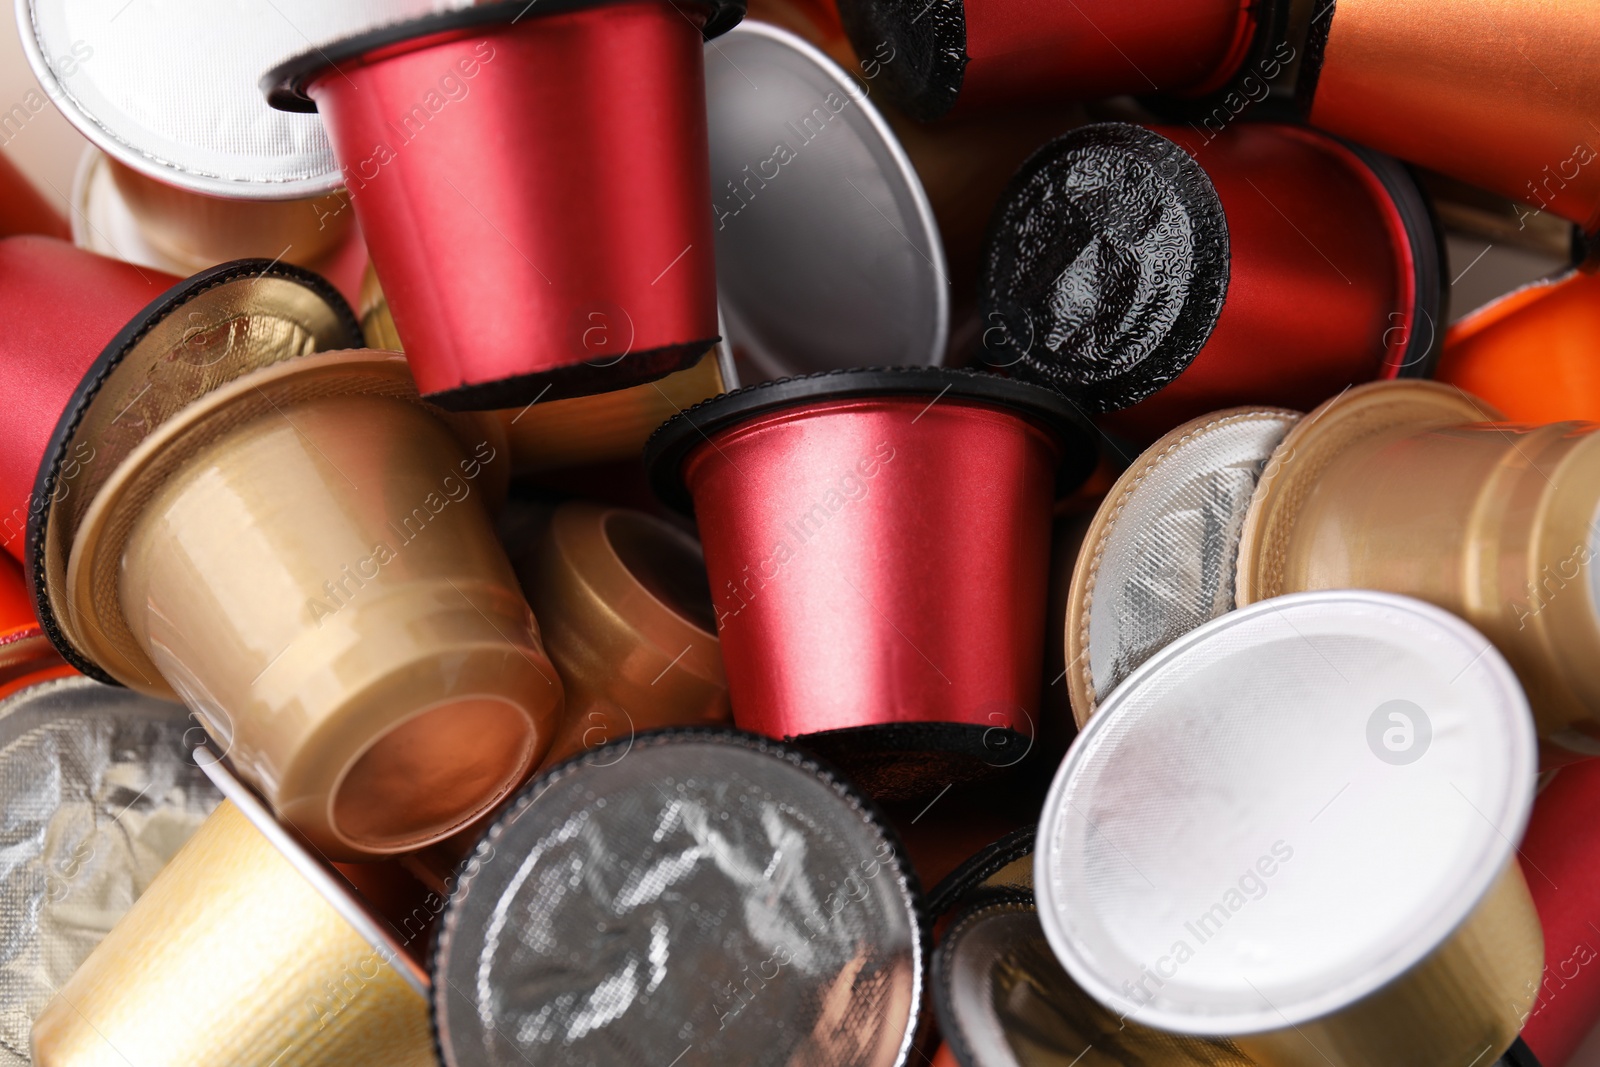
32,750,436,1067
56,349,561,860
1236,380,1600,760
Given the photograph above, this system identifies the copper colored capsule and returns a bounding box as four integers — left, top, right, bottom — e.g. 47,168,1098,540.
1236,380,1600,764
1438,269,1600,424
1299,0,1600,238
980,122,1442,443
72,149,367,303
645,367,1097,799
516,501,730,769
32,752,435,1067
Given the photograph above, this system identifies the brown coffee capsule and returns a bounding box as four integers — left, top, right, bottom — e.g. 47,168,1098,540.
1236,380,1600,762
31,750,435,1067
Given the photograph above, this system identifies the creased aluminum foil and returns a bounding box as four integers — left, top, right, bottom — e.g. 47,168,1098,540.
1084,410,1299,709
434,734,921,1067
0,676,218,1065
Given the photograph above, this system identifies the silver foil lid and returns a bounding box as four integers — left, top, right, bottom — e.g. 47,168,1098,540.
706,21,948,380
432,730,923,1067
17,0,431,197
1069,408,1300,723
0,675,218,1064
1038,591,1536,1035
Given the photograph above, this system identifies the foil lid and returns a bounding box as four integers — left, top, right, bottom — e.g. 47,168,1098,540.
706,21,947,380
1068,408,1300,724
0,675,218,1064
432,729,923,1067
18,0,435,197
1037,591,1537,1035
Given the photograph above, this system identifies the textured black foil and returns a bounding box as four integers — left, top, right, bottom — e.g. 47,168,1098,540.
432,730,923,1067
980,123,1230,413
835,0,967,122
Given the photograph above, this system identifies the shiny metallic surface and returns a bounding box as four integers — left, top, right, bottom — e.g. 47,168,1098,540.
432,731,922,1067
66,351,558,860
518,503,729,771
31,751,434,1067
1236,381,1600,762
1037,591,1540,1063
296,4,721,407
15,0,429,197
1309,0,1600,234
0,675,217,1067
1066,408,1300,725
706,22,947,379
938,903,1254,1067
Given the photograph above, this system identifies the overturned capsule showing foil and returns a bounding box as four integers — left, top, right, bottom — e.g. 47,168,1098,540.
980,121,1442,443
645,367,1097,799
1237,380,1600,765
1037,590,1543,1067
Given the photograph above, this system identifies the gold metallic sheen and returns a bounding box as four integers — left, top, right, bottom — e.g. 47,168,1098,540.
30,801,436,1067
522,502,729,769
67,351,560,859
1237,380,1600,760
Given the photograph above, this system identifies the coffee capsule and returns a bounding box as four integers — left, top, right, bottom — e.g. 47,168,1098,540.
645,367,1097,798
1037,590,1542,1067
1065,407,1301,725
0,152,68,240
1438,269,1600,424
358,265,738,474
980,122,1442,443
928,830,1256,1067
832,0,1277,123
0,554,59,686
32,749,436,1067
516,502,730,769
15,0,430,198
431,728,924,1067
70,148,368,303
1296,0,1600,240
706,21,948,378
1519,759,1600,1066
263,0,745,410
0,673,218,1065
1236,380,1600,763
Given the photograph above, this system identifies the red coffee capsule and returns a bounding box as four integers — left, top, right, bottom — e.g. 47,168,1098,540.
1298,0,1600,241
264,0,745,411
644,367,1097,799
0,153,68,241
832,0,1277,123
980,121,1442,443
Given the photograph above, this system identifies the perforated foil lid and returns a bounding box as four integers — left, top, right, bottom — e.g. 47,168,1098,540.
0,674,218,1064
432,729,923,1067
1067,408,1300,724
16,0,434,196
1037,591,1537,1035
706,21,948,379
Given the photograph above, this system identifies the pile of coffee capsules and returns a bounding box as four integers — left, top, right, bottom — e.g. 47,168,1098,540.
1,0,1598,1064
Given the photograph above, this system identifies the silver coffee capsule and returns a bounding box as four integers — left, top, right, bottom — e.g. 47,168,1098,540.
0,675,218,1065
706,21,948,379
1065,408,1300,726
17,0,431,196
1038,591,1543,1067
432,728,924,1067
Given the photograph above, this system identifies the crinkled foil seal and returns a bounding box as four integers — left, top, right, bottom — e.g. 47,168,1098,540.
0,675,218,1064
834,0,967,122
1067,407,1301,724
431,728,924,1067
980,123,1230,413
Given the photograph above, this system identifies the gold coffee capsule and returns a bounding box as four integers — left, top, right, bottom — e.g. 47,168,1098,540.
518,501,729,769
73,148,364,295
32,751,435,1067
359,265,735,473
1236,380,1600,760
50,346,561,859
